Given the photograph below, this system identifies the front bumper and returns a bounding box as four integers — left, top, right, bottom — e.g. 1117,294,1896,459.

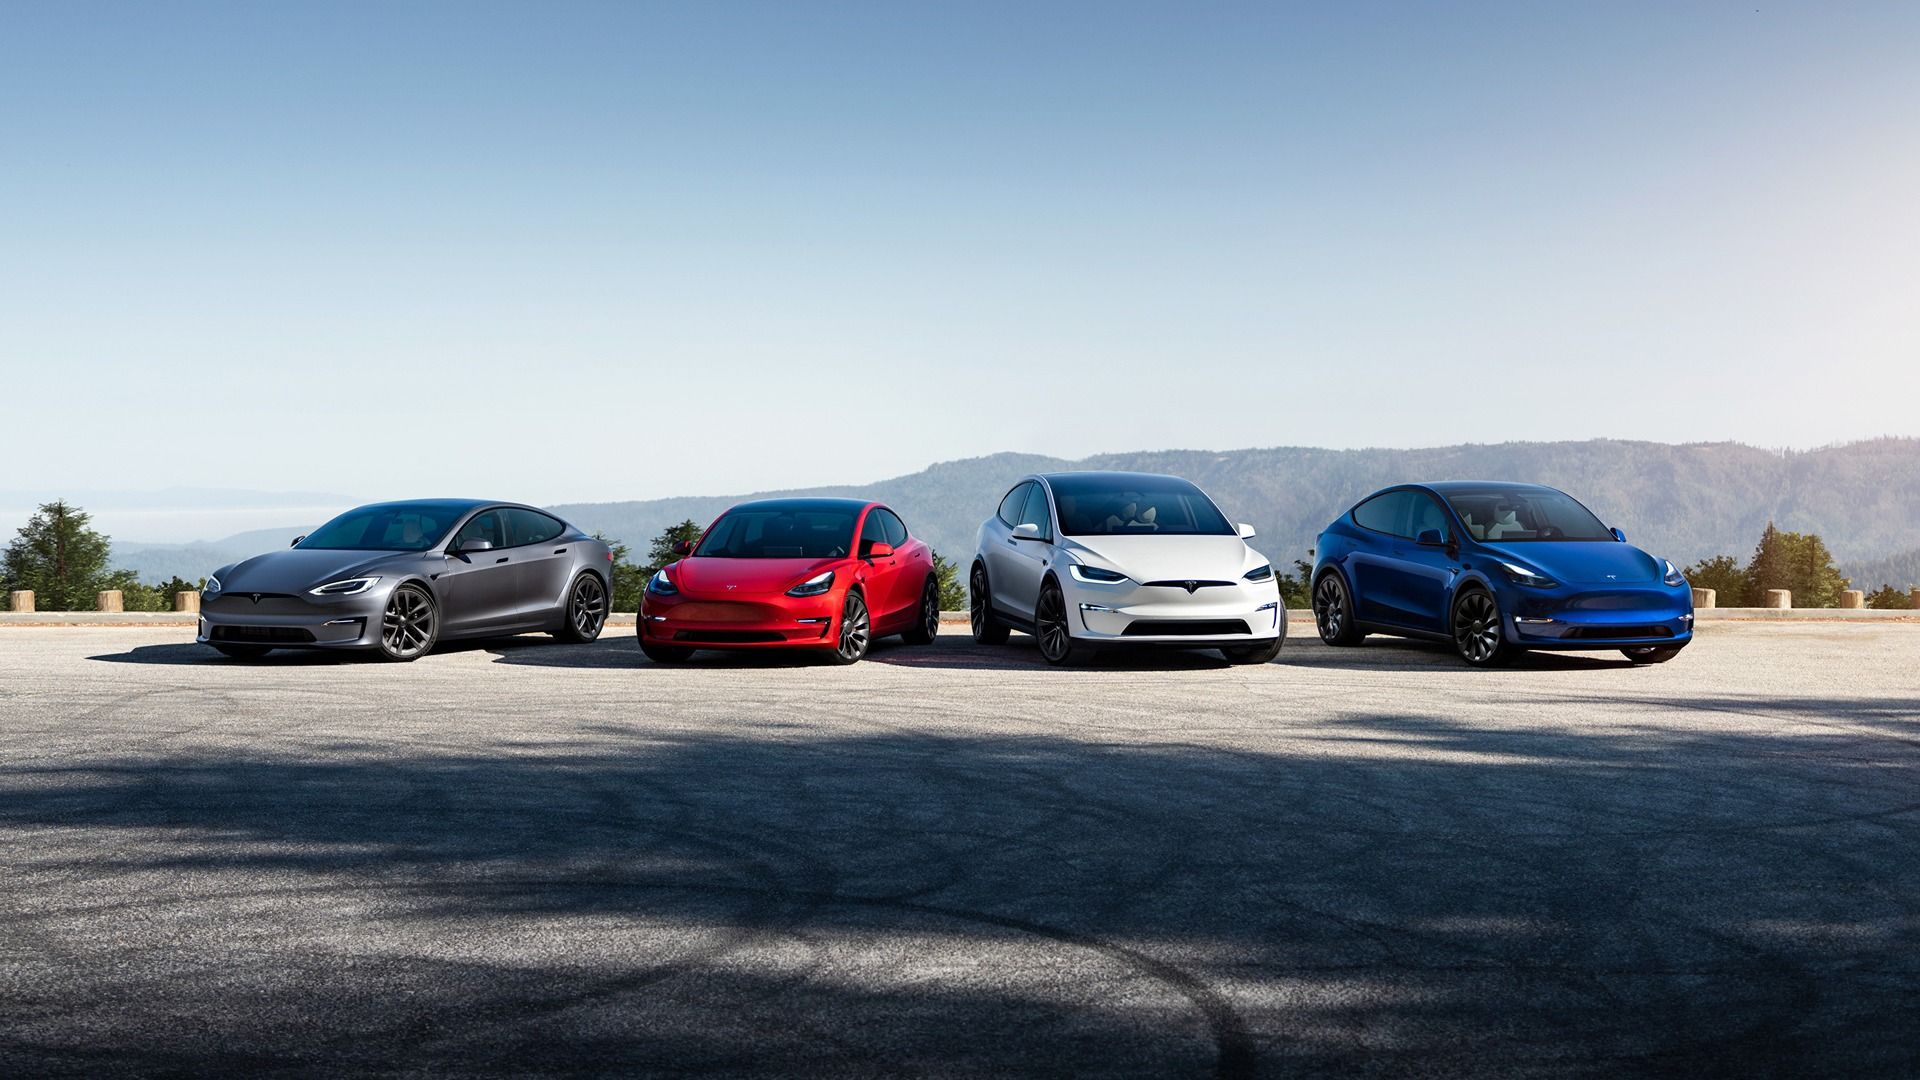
639,592,841,649
197,589,387,649
1066,576,1284,646
1503,583,1694,650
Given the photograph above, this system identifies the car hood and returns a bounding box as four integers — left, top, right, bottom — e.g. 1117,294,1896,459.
671,556,841,598
1060,534,1260,582
217,549,408,593
1480,541,1662,585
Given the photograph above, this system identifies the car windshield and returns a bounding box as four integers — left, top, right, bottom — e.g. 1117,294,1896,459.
1050,475,1235,537
694,504,858,559
1442,488,1614,542
297,504,459,551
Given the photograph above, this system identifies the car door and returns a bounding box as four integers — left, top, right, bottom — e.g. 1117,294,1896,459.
1384,491,1456,631
857,508,906,629
882,508,932,622
1346,491,1413,625
505,508,574,621
437,508,520,633
983,482,1036,617
1002,481,1055,617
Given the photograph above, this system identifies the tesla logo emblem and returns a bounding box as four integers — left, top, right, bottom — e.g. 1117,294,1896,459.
725,585,738,591
249,593,263,604
1182,580,1200,594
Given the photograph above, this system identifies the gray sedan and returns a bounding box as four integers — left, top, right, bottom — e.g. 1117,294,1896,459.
198,499,612,661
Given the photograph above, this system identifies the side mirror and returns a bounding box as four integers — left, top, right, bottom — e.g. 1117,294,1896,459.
865,542,895,559
672,539,693,556
1236,523,1257,540
290,535,305,548
455,538,494,555
1610,527,1627,543
1011,523,1043,541
1416,529,1447,547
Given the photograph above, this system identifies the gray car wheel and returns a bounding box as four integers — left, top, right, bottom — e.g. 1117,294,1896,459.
378,583,438,662
557,572,607,643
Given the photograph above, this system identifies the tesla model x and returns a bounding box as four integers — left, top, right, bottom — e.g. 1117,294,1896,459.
638,497,940,665
1311,482,1693,666
969,472,1285,665
199,499,613,661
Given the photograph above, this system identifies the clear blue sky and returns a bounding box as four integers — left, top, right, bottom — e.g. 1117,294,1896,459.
3,1,1916,510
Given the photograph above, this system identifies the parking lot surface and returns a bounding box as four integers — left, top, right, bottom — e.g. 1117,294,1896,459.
1,623,1916,1077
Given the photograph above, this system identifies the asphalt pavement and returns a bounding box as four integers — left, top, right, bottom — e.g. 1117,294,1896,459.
1,622,1916,1077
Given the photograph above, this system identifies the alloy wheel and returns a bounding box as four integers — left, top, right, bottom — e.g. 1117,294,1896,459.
1314,576,1345,641
969,567,989,637
570,575,606,638
838,592,871,661
382,586,436,660
921,582,940,640
1453,591,1501,663
1036,585,1071,663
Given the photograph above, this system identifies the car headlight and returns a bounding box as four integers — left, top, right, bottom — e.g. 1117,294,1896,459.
309,576,379,596
647,568,678,597
203,574,222,597
1497,561,1558,588
1662,559,1686,587
1243,564,1274,582
787,570,834,597
1069,564,1128,584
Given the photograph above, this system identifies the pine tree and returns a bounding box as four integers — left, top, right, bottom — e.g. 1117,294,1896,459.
930,550,966,611
1684,554,1749,606
2,500,115,610
645,520,704,572
1865,585,1915,610
1744,523,1792,603
1785,531,1850,608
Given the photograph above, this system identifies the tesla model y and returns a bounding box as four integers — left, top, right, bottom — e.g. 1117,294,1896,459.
969,472,1284,665
198,499,612,661
638,498,940,665
1311,482,1693,666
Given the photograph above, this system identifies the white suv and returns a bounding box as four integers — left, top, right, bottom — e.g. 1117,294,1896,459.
969,471,1285,665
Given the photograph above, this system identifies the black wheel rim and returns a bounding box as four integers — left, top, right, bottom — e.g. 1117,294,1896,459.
570,576,605,637
1314,576,1344,640
969,567,989,636
1037,586,1070,662
839,593,870,660
922,582,940,639
383,587,435,658
1453,592,1500,662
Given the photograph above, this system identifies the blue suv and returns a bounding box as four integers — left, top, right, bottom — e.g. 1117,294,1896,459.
1311,482,1692,666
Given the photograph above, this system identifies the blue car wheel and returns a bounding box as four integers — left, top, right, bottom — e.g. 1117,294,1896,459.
1451,588,1518,667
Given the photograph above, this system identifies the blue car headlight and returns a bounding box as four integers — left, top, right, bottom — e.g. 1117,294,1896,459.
1243,564,1274,582
203,574,223,597
787,570,834,597
1069,564,1128,584
647,568,678,596
1497,561,1558,589
1662,559,1685,587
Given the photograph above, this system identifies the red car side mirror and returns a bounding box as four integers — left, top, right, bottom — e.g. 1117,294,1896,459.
671,539,693,556
866,542,894,559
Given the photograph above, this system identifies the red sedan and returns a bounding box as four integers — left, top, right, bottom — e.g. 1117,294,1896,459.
638,498,941,665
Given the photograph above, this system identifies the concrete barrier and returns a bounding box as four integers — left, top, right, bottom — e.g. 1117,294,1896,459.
1691,588,1716,608
9,591,32,613
1912,588,1920,611
174,590,201,613
1763,589,1792,609
96,590,124,613
1839,590,1865,609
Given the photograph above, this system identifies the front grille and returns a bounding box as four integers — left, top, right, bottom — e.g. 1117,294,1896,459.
1121,620,1250,637
674,630,786,644
211,625,315,643
1142,580,1235,591
1562,625,1673,640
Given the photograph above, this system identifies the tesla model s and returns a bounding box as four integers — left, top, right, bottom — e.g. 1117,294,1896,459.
969,472,1285,665
638,498,940,665
198,499,613,661
1311,482,1693,666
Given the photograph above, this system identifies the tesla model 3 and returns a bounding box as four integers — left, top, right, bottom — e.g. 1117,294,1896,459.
969,472,1284,665
1311,482,1693,666
198,499,613,661
638,498,940,665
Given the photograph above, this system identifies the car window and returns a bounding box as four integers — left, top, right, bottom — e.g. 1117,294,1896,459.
298,504,457,552
1409,493,1451,539
505,508,566,548
996,484,1031,528
875,508,908,547
695,506,857,559
1441,487,1614,542
452,509,507,550
1352,491,1415,538
1020,484,1054,540
859,509,889,556
1049,475,1233,536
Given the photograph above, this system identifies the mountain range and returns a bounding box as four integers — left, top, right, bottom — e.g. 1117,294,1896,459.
106,438,1920,587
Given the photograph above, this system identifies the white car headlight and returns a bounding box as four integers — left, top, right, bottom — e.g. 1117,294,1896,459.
787,570,834,597
204,574,223,596
309,576,380,596
1662,559,1686,587
1069,563,1128,584
1497,561,1558,588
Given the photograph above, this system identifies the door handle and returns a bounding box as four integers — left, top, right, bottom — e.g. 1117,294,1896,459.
1005,538,1017,547
495,557,509,564
553,548,567,554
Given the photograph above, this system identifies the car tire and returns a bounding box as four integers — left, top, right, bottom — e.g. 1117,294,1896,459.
1313,572,1365,646
640,641,695,665
825,589,872,665
1035,579,1088,666
377,583,439,662
1222,637,1283,665
1450,587,1517,667
556,572,607,644
1621,645,1683,664
970,563,1010,645
211,644,271,660
902,576,940,645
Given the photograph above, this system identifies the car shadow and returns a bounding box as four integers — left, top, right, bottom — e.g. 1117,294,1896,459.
1285,636,1639,671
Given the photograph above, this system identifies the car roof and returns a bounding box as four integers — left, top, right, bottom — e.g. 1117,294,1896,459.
353,498,530,513
724,497,876,513
1418,481,1565,495
1037,470,1197,487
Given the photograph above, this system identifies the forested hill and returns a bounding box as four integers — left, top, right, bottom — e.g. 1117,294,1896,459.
551,438,1920,570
